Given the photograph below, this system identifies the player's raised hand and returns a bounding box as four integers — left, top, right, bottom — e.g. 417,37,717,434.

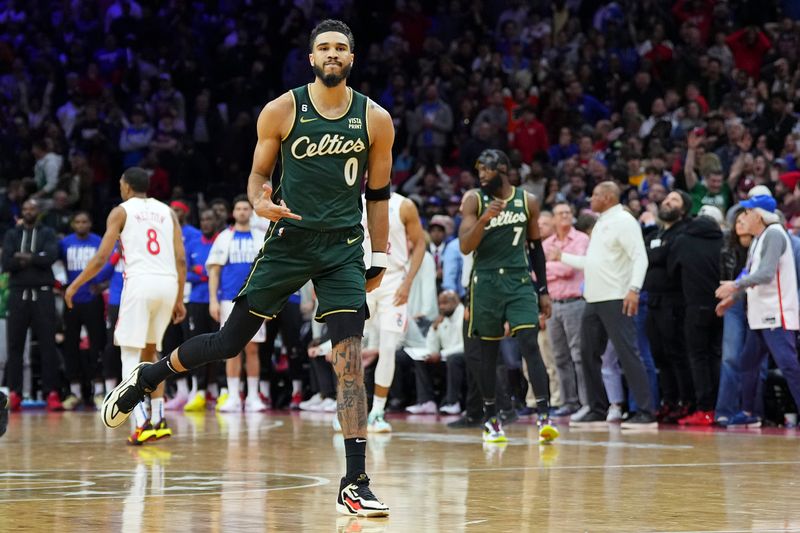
480,200,506,223
172,300,186,324
254,183,302,222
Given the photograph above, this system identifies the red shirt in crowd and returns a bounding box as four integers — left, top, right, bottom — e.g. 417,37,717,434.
509,117,549,164
726,28,771,80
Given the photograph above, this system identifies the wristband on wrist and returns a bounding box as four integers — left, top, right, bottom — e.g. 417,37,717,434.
371,252,388,269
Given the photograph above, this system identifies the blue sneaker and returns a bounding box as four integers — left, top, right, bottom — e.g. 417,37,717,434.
516,406,535,417
728,411,762,428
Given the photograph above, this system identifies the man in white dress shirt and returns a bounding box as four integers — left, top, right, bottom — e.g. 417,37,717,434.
549,181,656,427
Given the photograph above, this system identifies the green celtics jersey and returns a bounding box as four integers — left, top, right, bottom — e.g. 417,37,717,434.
279,85,370,230
474,187,530,271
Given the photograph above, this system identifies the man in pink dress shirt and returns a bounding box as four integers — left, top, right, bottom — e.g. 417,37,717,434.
543,201,590,418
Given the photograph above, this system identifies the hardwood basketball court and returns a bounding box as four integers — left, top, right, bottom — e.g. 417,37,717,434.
1,411,798,532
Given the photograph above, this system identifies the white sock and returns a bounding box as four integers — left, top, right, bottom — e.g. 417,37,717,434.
375,330,400,389
176,378,189,396
208,383,219,398
247,377,259,400
151,398,164,424
104,378,117,392
227,377,241,402
292,380,302,395
190,376,199,396
133,402,148,427
120,346,141,378
259,380,270,398
93,382,104,396
70,382,82,399
372,395,387,415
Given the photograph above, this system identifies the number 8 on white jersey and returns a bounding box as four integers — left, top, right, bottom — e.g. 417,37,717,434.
119,197,177,279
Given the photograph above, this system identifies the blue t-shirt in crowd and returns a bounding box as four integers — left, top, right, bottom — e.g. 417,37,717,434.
219,230,260,301
186,234,216,304
60,233,109,304
182,224,202,245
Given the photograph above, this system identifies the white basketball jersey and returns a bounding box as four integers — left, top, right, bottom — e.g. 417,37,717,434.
362,192,408,274
119,197,177,279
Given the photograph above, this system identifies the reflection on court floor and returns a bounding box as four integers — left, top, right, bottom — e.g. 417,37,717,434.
1,411,800,532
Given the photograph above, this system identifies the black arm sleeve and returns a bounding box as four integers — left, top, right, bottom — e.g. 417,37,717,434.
529,239,548,295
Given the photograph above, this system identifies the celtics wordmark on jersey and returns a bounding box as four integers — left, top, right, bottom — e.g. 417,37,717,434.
280,85,371,230
473,187,530,271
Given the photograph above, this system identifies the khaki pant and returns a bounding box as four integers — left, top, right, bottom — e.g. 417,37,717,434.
523,329,561,407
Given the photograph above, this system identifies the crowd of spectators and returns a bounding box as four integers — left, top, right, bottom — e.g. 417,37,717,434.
3,0,800,427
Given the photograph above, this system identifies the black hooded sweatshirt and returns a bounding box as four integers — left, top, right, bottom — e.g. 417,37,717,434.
668,215,724,307
643,218,688,298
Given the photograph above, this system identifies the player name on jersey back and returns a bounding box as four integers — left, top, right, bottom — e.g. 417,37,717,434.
119,197,177,279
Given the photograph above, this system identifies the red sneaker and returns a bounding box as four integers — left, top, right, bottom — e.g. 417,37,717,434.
664,404,691,424
8,391,21,412
290,392,302,410
678,410,715,426
259,392,271,409
46,391,64,412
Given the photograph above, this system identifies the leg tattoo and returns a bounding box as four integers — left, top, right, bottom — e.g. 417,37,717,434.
332,336,367,439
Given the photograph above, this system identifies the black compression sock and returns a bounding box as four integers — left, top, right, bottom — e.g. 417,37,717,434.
344,437,366,479
536,397,550,415
140,356,180,390
484,401,497,419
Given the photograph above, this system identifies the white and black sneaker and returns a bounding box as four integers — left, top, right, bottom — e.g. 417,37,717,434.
336,473,389,517
101,363,153,428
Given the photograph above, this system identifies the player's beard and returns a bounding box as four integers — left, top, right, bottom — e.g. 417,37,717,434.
480,174,503,197
313,61,352,88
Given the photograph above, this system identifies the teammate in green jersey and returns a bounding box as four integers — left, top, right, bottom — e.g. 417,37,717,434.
459,149,558,445
102,19,392,517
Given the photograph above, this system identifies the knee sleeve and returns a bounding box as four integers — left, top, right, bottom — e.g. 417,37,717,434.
120,346,140,378
326,304,367,347
177,299,265,370
374,330,401,388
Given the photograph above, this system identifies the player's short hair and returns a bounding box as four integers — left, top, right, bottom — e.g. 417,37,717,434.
309,19,355,52
232,194,251,209
122,167,150,193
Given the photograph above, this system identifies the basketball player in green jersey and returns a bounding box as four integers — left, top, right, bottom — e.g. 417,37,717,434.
460,149,558,445
102,20,392,517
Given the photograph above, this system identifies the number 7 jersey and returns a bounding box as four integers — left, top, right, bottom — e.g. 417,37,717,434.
473,186,530,271
279,84,370,231
119,197,177,279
